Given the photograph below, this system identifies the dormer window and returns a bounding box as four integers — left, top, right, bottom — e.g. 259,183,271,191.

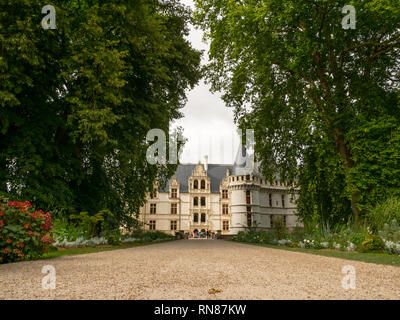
171,188,177,198
150,189,157,199
222,190,228,199
194,180,198,189
201,180,206,189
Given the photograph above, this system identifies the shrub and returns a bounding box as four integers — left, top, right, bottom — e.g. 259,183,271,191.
122,230,174,242
271,216,287,240
291,225,306,242
104,233,121,246
378,219,400,242
0,199,54,263
360,235,384,252
368,197,400,232
52,218,87,241
70,210,107,238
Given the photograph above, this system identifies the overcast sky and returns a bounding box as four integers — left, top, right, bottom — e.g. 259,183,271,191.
172,0,241,165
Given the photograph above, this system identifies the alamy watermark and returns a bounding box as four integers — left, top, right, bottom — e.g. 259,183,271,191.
341,265,356,290
42,5,56,30
145,128,255,168
42,265,56,290
342,5,356,29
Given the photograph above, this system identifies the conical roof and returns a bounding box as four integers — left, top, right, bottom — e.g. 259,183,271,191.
232,144,260,175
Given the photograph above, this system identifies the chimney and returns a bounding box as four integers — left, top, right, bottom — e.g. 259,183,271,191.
204,155,208,172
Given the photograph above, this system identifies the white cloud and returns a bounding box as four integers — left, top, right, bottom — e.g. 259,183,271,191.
171,0,240,164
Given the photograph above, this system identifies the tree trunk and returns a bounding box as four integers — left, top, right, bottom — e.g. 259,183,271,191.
333,128,359,225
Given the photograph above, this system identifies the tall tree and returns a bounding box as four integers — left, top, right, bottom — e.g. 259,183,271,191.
0,0,201,227
195,0,400,224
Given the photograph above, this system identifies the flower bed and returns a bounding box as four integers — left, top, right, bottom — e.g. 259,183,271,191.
232,223,400,256
53,231,174,249
0,200,54,263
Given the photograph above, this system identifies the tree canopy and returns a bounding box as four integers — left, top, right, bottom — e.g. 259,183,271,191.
195,0,400,225
0,0,201,228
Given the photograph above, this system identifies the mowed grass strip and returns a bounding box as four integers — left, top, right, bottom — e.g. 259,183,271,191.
232,241,400,267
41,240,175,260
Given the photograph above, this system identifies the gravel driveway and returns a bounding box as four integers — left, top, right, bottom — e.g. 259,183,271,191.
1,239,400,299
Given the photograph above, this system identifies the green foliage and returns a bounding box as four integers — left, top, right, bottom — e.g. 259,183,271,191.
234,230,274,243
195,0,400,224
52,218,87,241
103,229,122,246
0,198,54,263
291,225,306,242
271,216,287,240
70,210,108,238
0,0,201,228
378,219,400,242
123,230,174,242
361,235,385,253
368,197,400,232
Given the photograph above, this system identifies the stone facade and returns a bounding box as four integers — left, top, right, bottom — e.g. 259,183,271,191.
139,147,300,236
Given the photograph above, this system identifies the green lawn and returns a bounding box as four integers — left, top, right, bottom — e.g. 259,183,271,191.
41,240,174,260
232,241,400,267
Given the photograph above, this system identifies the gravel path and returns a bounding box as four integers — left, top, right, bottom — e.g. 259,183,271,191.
1,239,400,299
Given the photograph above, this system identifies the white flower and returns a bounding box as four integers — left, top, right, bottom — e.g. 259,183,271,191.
321,242,329,248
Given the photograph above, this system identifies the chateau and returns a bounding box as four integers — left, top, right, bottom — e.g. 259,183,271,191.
139,146,299,236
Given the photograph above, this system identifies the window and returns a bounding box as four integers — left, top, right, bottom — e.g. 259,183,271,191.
270,215,274,228
246,175,250,181
170,220,177,230
222,204,229,215
223,221,229,231
194,180,198,189
283,215,287,226
222,190,228,199
200,197,206,206
193,213,198,223
193,197,198,206
246,190,251,204
171,188,177,198
150,203,156,214
149,220,156,230
247,206,252,227
171,203,177,214
201,213,206,223
201,180,206,189
281,194,285,208
269,194,272,207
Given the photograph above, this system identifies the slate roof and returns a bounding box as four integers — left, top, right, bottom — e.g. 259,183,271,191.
159,164,233,194
159,145,281,194
232,144,259,176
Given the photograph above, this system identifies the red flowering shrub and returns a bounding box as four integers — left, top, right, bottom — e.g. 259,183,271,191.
0,199,54,263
